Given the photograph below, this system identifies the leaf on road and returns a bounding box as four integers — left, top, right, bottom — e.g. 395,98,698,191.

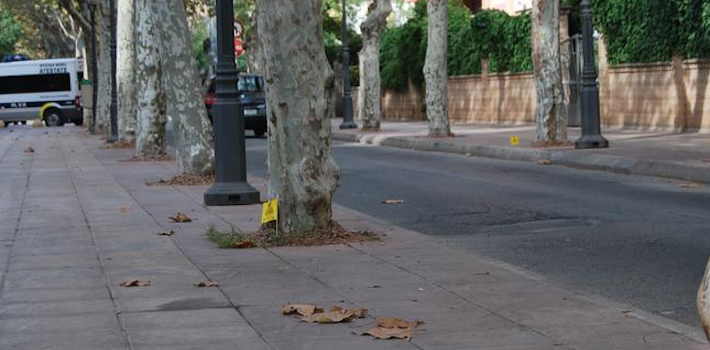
169,212,192,223
24,147,35,153
157,230,175,236
361,317,424,341
536,159,552,165
282,304,323,317
119,207,131,213
299,305,368,323
194,281,220,288
382,199,405,204
119,279,150,287
678,183,703,189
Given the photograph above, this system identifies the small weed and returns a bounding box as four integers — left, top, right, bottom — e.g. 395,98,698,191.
206,225,253,249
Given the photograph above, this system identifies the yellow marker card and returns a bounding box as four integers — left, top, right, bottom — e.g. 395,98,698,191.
510,136,520,147
261,199,279,224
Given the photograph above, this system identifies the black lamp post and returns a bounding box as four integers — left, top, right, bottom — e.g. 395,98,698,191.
339,0,357,129
107,0,118,143
204,0,260,206
575,0,609,149
88,0,98,134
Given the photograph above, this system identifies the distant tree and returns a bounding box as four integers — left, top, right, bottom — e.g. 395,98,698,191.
0,10,21,58
358,0,392,131
423,0,451,137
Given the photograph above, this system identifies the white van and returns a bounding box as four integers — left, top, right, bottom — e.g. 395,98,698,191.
0,58,83,126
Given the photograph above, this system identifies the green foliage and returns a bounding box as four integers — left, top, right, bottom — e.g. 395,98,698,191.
381,0,533,90
191,21,208,73
594,0,710,64
0,9,22,58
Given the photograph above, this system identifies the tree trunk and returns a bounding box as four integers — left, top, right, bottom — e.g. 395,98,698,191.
423,0,450,137
117,0,137,144
698,258,710,343
135,0,166,157
257,0,340,235
94,3,112,134
246,3,262,74
358,0,391,131
532,0,567,143
152,0,214,175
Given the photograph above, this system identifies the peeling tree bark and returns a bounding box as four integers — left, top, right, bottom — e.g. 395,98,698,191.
95,3,112,134
152,0,214,175
257,0,341,235
358,0,391,131
135,0,166,157
117,0,137,144
423,0,451,137
532,0,567,143
246,3,262,74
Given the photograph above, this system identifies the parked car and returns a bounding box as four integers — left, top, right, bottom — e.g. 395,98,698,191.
204,74,267,137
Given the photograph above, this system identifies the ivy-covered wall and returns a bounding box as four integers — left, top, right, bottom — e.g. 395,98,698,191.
594,0,710,64
380,0,533,90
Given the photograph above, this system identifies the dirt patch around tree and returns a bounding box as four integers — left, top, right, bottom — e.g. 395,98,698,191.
121,154,175,162
206,221,379,249
147,173,215,186
101,141,134,150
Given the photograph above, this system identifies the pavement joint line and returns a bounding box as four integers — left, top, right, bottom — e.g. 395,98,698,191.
62,135,133,350
0,135,34,304
92,144,279,350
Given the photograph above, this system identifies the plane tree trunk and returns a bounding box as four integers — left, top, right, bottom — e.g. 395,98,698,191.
152,0,214,175
257,0,341,235
358,0,391,131
532,0,567,143
423,0,451,137
117,0,137,144
135,0,166,157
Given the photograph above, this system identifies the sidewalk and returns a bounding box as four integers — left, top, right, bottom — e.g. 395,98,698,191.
0,126,706,349
332,120,710,184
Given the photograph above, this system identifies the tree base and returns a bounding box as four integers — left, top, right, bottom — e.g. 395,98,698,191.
204,181,260,206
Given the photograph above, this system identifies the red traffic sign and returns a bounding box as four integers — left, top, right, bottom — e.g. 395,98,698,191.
234,38,245,57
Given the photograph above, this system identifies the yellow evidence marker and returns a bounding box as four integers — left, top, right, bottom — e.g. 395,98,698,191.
261,199,279,224
509,136,520,147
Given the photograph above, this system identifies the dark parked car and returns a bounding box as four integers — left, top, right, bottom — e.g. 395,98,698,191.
205,74,267,137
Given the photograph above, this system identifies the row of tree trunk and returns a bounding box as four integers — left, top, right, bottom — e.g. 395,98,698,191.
64,0,214,175
357,0,567,144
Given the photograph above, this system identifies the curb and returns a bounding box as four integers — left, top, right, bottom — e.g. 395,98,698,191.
333,132,710,184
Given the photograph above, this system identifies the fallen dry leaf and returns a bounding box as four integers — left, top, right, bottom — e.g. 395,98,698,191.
234,240,255,249
24,147,34,153
169,212,192,223
194,281,219,288
282,304,323,317
536,159,552,166
300,305,368,323
678,183,703,189
119,279,150,287
119,207,131,213
361,317,424,341
382,199,405,204
157,230,176,236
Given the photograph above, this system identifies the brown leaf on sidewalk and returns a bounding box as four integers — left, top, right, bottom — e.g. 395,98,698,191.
157,230,175,236
169,212,192,223
234,240,255,249
119,279,150,287
194,281,219,288
282,304,323,317
119,207,131,213
536,159,552,166
382,199,405,204
24,147,35,153
678,183,703,189
300,305,368,323
361,317,424,341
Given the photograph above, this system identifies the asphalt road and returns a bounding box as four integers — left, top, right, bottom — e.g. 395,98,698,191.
244,138,710,327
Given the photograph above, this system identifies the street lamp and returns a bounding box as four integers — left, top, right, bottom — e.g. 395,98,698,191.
107,0,118,143
575,0,609,149
339,0,357,129
204,0,260,206
88,0,98,134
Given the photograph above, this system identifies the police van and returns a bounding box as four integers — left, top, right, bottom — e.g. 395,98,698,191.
0,58,83,126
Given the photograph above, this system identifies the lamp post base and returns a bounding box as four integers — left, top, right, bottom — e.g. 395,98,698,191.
339,120,358,129
575,134,609,149
204,181,261,206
